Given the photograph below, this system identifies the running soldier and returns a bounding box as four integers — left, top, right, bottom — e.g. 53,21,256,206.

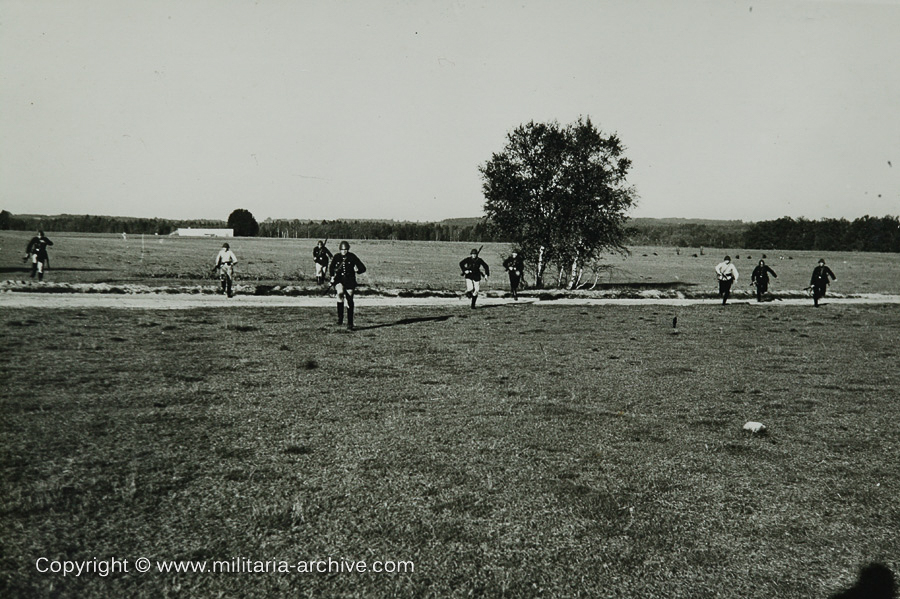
810,258,836,307
214,243,238,298
750,259,777,302
329,241,366,330
502,249,524,300
459,248,490,309
715,255,738,305
313,240,332,285
24,231,53,281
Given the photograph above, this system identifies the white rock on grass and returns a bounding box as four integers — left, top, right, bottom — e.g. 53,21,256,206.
743,421,766,434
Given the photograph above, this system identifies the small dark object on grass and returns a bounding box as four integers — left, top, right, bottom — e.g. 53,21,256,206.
829,562,897,599
285,445,312,455
672,316,677,329
153,402,167,408
300,359,318,370
7,319,40,327
279,344,290,351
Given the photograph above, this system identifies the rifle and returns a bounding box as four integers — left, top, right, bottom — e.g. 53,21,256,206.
212,260,234,276
323,275,337,297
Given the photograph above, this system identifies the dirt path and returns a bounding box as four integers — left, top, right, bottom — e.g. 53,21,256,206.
2,292,899,310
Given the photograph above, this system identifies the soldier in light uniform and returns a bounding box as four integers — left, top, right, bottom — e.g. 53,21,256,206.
329,241,366,330
215,243,238,298
715,255,738,305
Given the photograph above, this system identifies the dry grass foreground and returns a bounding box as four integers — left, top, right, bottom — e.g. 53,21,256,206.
1,303,898,598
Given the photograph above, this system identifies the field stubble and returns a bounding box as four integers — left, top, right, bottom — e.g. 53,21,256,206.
1,302,898,597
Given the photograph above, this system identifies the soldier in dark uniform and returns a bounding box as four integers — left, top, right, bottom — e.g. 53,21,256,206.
24,231,53,281
502,249,525,300
459,248,490,309
750,259,777,302
810,258,836,307
329,241,366,330
313,240,332,285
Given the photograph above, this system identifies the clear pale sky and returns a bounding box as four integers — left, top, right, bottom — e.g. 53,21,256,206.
1,0,898,223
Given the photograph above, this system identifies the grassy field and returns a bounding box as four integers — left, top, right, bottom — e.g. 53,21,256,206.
2,231,899,294
1,302,898,598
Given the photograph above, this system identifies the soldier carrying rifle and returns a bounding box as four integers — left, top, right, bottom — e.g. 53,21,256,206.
750,259,777,303
329,241,366,330
715,255,738,305
809,258,836,307
313,239,332,285
24,231,53,281
214,243,238,298
502,249,524,300
460,247,490,309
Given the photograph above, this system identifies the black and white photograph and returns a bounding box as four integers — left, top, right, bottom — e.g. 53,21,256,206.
1,1,898,597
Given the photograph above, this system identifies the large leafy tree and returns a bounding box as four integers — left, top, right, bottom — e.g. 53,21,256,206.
480,117,637,288
227,209,259,237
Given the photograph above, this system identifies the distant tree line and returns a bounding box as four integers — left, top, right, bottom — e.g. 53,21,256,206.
626,222,747,248
0,210,224,235
627,216,899,252
742,216,900,252
2,210,896,252
257,219,497,243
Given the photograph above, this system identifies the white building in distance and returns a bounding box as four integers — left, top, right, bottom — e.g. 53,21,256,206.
170,228,234,237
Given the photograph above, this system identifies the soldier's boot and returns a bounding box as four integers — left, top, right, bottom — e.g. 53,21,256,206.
470,294,477,309
337,302,344,325
347,307,354,331
38,272,43,282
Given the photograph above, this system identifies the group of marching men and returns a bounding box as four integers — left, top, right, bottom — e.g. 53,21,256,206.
214,239,372,330
19,232,837,322
220,243,843,328
715,255,837,307
310,241,524,329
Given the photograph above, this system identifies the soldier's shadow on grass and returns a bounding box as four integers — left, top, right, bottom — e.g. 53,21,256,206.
355,315,454,330
0,266,113,273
